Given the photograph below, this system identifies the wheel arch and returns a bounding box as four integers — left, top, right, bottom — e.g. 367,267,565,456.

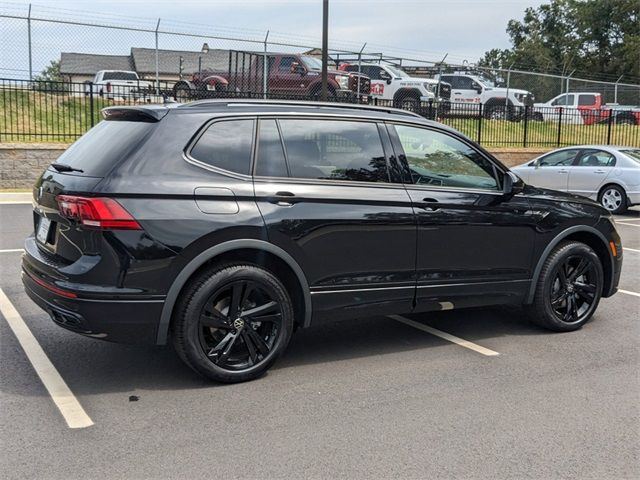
525,225,615,304
156,239,312,345
393,88,421,103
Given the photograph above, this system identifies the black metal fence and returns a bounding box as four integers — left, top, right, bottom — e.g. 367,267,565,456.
1,78,639,148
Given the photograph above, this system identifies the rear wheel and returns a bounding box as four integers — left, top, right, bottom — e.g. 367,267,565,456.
526,241,603,332
173,83,192,102
598,184,627,214
172,264,294,383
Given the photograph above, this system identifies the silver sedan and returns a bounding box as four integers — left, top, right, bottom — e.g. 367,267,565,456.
511,145,640,214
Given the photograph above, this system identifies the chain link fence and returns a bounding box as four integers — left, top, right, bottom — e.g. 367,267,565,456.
1,3,639,147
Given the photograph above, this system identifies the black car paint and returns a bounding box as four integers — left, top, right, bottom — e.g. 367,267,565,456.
22,101,622,345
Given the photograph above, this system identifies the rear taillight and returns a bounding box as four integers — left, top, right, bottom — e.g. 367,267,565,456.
106,81,112,93
56,195,141,230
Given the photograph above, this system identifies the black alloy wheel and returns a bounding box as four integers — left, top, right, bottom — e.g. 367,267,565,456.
198,280,282,370
527,241,603,332
548,254,599,325
172,264,294,383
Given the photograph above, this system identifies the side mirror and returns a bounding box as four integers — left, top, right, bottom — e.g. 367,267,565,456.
503,171,523,195
475,86,483,94
290,62,305,75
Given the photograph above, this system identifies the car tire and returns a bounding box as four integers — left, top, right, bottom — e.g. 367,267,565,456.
526,241,603,332
598,184,627,214
171,264,294,383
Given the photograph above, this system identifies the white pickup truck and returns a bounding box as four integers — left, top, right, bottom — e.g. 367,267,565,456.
437,72,534,120
340,63,451,110
86,70,153,100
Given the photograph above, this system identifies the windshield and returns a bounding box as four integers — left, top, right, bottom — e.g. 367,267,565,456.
621,149,640,164
385,65,410,78
300,56,323,70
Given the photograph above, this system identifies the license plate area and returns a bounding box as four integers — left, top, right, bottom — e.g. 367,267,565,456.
36,216,54,245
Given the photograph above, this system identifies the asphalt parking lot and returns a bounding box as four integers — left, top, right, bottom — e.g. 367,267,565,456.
1,201,639,480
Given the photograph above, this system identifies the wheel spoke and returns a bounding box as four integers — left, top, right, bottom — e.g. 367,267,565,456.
574,281,596,294
200,311,229,329
570,258,591,281
558,263,568,284
240,330,259,365
242,301,278,319
246,328,270,356
227,283,246,320
207,331,236,359
216,331,240,366
250,313,281,324
551,293,565,308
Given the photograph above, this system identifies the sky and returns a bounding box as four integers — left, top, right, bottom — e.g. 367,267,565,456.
0,0,546,77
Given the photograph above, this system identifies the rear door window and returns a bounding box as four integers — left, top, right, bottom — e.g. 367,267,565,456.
278,119,389,183
189,119,255,175
578,95,597,106
52,120,154,177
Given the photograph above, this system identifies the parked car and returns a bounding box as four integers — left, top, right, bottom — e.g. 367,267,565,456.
339,62,451,110
511,145,640,214
437,72,534,120
23,100,622,383
86,70,153,101
173,51,371,103
532,92,640,125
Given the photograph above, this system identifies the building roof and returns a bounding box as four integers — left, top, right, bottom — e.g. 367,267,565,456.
131,48,231,75
60,52,133,75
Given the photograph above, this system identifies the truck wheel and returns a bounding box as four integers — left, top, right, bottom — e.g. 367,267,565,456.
174,83,191,102
615,115,636,125
485,104,507,120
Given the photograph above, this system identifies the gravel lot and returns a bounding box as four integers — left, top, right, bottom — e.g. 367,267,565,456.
1,202,638,480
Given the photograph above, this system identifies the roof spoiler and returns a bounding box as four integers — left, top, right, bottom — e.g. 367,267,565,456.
101,106,171,122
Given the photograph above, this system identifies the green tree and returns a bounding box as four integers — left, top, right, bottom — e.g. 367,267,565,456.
479,0,640,84
33,60,62,83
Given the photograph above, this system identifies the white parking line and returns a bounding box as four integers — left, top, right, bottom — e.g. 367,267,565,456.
624,247,640,253
0,288,94,429
0,201,32,205
389,314,500,356
615,217,640,223
619,289,640,298
617,222,640,228
0,248,24,253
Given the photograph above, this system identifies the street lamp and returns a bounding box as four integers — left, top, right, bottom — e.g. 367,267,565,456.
199,43,210,75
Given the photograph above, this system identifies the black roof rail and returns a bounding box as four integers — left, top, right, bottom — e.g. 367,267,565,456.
178,98,424,118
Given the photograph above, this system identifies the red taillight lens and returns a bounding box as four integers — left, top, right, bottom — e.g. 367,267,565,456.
56,195,141,230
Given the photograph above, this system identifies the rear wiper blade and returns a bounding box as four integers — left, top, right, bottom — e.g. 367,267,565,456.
51,163,84,173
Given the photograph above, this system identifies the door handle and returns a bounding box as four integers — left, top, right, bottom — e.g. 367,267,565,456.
267,191,296,206
419,197,440,211
594,170,606,174
558,170,568,174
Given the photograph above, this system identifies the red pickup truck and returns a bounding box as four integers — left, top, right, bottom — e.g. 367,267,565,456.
174,51,371,102
533,92,640,125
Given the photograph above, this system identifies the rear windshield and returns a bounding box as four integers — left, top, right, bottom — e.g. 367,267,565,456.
52,120,154,177
102,72,138,81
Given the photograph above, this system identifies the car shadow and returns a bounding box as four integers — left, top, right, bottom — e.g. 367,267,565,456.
2,306,545,398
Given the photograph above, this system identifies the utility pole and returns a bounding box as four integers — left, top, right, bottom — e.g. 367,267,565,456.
321,0,329,101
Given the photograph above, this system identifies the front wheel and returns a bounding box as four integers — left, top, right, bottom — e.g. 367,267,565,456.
598,184,627,214
171,264,294,383
526,241,603,332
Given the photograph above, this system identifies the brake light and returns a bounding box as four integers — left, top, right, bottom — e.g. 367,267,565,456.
56,196,141,230
106,81,112,93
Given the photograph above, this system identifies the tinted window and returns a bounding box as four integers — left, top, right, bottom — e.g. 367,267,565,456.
102,72,138,81
576,150,616,167
578,94,597,106
279,57,296,72
538,149,578,167
552,94,575,106
455,76,475,90
278,119,388,183
53,120,154,177
394,125,499,190
190,119,254,175
255,120,288,177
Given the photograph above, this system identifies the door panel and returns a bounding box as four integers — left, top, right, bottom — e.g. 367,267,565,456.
253,118,417,324
568,149,616,199
528,149,580,191
388,123,537,311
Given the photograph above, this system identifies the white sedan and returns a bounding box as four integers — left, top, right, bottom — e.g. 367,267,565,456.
511,145,640,214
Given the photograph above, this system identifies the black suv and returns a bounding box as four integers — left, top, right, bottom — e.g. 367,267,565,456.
23,100,622,383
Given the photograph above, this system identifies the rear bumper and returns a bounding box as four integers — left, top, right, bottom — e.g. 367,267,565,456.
626,190,640,206
22,271,163,345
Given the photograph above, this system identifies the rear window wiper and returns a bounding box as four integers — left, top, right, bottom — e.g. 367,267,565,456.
51,163,84,173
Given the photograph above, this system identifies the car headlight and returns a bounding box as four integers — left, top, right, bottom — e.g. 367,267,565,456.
336,75,350,90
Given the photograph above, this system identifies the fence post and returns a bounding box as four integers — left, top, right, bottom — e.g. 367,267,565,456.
27,4,33,81
155,18,161,95
557,107,563,147
523,105,529,148
89,83,95,128
606,109,613,145
477,103,483,144
263,30,269,99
